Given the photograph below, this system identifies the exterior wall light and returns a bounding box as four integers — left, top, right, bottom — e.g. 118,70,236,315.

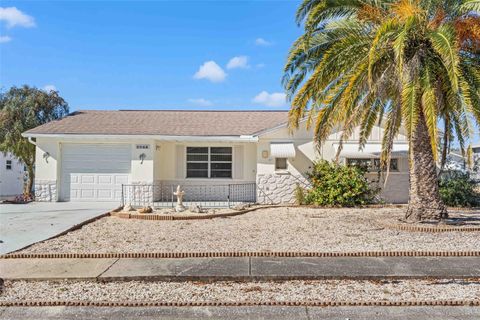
262,150,269,159
43,152,50,163
139,153,146,164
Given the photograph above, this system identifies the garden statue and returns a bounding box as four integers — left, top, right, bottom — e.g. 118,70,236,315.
174,185,186,212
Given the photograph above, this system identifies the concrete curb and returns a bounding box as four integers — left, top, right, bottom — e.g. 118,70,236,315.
2,251,480,259
0,300,479,307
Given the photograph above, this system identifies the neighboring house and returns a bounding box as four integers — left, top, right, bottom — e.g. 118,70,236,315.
471,144,480,182
0,153,25,200
472,144,480,154
22,110,410,204
443,152,468,172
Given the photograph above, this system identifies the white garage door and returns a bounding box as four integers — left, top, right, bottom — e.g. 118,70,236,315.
61,144,131,201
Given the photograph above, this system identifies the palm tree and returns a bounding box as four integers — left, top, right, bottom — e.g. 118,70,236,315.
284,0,480,221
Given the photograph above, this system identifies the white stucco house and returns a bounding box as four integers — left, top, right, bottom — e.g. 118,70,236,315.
22,110,410,205
0,153,25,200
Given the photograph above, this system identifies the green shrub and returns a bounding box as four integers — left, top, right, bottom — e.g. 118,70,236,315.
439,171,480,207
303,160,378,206
294,183,306,205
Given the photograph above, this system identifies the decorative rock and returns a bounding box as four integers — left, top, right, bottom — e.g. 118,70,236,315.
188,204,204,213
233,203,250,211
123,204,134,212
137,206,153,214
175,206,186,213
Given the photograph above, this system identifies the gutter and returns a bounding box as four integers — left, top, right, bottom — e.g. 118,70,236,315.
21,133,258,143
27,137,37,146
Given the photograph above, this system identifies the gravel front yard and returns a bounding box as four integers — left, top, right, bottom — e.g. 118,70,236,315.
2,279,479,303
19,207,480,254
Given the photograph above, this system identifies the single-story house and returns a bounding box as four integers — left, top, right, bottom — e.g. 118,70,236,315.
23,110,410,204
0,153,25,200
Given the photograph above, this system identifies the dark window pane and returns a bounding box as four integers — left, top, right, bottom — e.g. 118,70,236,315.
186,170,208,178
210,154,232,162
373,159,399,171
390,159,399,171
187,154,208,162
275,158,287,170
347,158,372,170
187,147,208,154
187,163,208,170
211,170,232,178
211,147,232,154
211,163,232,170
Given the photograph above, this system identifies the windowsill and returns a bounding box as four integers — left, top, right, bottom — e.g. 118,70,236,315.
274,170,290,175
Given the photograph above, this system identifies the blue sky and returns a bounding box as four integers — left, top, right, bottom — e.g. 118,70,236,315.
1,0,302,111
0,1,478,145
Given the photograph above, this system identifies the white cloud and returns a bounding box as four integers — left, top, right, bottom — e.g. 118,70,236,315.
256,63,266,68
0,35,11,43
252,91,287,107
226,56,250,69
0,7,36,28
255,38,272,46
193,61,227,83
187,98,213,107
43,84,57,92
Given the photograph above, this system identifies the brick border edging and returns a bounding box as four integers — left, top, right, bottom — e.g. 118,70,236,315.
0,300,478,307
111,205,274,221
379,221,480,233
2,251,479,259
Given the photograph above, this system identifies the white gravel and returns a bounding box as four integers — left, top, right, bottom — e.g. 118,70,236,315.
20,207,480,254
1,279,479,303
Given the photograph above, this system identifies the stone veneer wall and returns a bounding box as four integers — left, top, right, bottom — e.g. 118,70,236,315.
34,180,57,202
257,174,311,204
124,181,155,206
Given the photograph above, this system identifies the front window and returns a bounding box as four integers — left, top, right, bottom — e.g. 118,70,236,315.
186,147,232,178
6,160,12,170
347,158,399,172
373,159,398,171
346,158,372,170
275,158,288,170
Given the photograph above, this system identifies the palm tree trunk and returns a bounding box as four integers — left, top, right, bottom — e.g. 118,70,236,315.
405,111,448,221
25,164,34,197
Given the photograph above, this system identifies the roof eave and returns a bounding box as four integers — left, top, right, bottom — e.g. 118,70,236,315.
21,132,258,143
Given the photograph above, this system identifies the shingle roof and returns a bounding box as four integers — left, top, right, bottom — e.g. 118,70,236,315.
25,110,289,136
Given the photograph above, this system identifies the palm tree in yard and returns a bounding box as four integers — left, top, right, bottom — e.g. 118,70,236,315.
284,0,480,221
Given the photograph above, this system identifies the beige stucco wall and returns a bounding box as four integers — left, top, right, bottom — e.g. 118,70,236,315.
34,138,158,201
33,120,410,204
35,138,60,181
257,121,411,204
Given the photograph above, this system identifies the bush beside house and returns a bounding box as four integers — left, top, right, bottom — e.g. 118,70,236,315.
297,160,378,207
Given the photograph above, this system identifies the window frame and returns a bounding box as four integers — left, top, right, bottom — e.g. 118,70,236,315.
186,146,233,179
6,160,12,171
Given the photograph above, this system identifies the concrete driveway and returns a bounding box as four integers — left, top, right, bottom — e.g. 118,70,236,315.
0,202,117,254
